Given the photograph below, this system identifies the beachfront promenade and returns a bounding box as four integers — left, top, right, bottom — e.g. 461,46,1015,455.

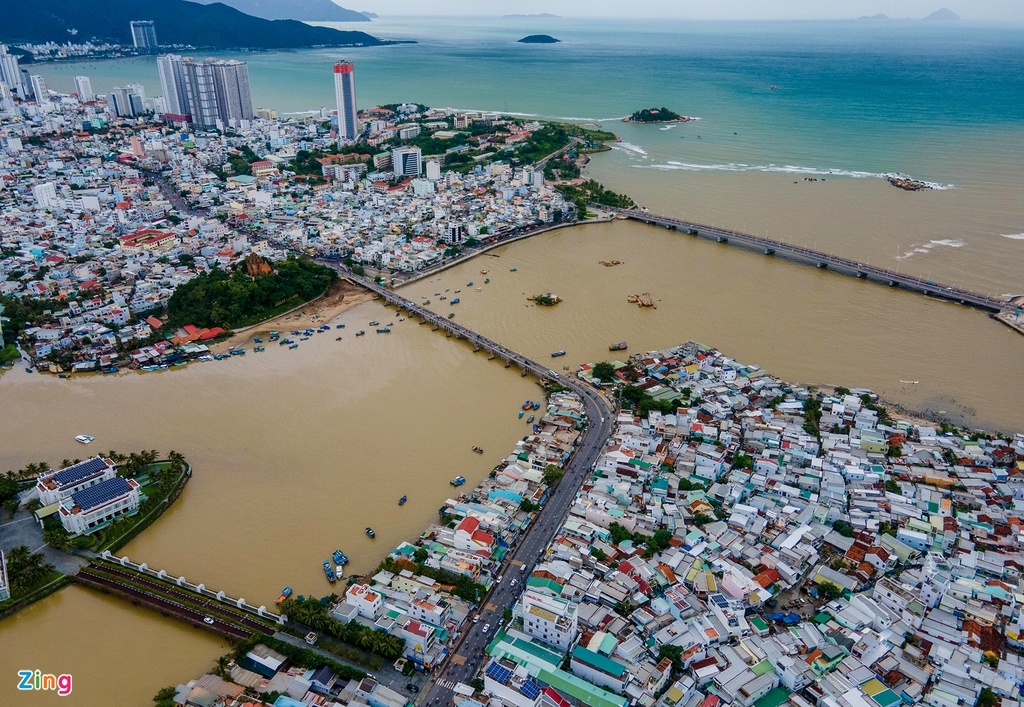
618,209,1009,313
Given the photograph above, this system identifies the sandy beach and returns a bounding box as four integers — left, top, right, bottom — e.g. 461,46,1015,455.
208,280,376,353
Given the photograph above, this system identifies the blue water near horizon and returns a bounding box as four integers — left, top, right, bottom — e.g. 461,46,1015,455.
35,18,1024,185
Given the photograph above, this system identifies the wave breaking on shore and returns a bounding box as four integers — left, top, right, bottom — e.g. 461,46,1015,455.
633,160,953,189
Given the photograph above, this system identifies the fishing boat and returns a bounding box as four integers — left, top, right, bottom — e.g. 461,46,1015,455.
102,367,118,374
289,343,299,349
323,561,336,583
254,337,263,343
376,327,391,333
254,346,265,352
451,476,466,487
365,527,376,538
447,313,455,319
369,321,380,326
484,278,490,283
356,330,365,336
532,401,541,410
173,360,187,366
480,270,489,275
510,267,517,272
475,288,482,292
398,495,407,505
551,350,566,357
439,295,447,301
609,342,628,351
332,550,349,565
336,337,342,341
518,411,524,419
336,324,345,329
424,299,431,304
300,336,310,341
527,415,535,423
276,587,293,604
451,298,460,305
75,435,94,444
335,565,344,579
522,401,533,410
472,446,484,454
59,373,70,379
467,282,473,287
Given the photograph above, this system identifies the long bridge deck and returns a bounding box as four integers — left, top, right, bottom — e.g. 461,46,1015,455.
619,210,1008,313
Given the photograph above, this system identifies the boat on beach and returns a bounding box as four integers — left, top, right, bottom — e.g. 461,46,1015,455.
609,342,628,351
276,587,293,604
365,527,376,538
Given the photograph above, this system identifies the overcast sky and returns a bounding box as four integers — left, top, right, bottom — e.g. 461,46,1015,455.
353,2,1021,22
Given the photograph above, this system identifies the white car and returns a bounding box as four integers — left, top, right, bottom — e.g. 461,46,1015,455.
483,623,491,633
203,616,214,625
511,579,517,586
496,575,503,584
472,615,479,624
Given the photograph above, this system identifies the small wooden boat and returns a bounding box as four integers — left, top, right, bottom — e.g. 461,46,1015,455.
472,446,484,454
365,527,376,538
609,342,627,351
399,495,407,505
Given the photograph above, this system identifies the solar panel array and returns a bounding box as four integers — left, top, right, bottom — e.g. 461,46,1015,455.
485,661,512,685
710,593,729,607
71,477,132,511
520,678,541,700
52,457,109,486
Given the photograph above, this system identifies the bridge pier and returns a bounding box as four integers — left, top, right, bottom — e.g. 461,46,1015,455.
817,262,827,269
432,324,439,331
488,353,495,360
888,281,897,287
505,360,511,368
473,344,480,352
764,248,774,255
717,236,727,243
857,272,866,278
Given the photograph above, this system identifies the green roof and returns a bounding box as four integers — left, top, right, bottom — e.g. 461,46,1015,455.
537,668,628,707
750,616,770,632
813,612,833,624
752,659,775,676
488,633,563,672
571,646,627,677
527,576,564,594
753,687,791,707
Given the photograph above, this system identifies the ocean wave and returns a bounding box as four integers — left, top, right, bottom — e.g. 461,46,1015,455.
447,108,629,122
659,125,677,131
612,142,648,156
1002,233,1024,240
897,239,966,259
635,161,953,187
281,110,319,116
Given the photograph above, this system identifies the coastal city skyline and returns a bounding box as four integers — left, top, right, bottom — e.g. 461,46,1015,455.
1,6,1023,707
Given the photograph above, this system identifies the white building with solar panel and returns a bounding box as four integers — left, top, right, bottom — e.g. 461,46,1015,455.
58,476,141,536
517,589,579,651
36,456,117,506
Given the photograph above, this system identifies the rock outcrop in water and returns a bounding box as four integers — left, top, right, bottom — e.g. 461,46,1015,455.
886,174,933,191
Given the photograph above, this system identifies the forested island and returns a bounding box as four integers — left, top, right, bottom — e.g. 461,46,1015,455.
623,107,692,124
167,258,337,329
3,0,387,49
518,35,561,44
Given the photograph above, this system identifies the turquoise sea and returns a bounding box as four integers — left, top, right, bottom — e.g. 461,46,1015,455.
36,17,1024,289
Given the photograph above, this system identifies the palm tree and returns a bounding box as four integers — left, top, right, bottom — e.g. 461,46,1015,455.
213,656,230,678
60,459,72,469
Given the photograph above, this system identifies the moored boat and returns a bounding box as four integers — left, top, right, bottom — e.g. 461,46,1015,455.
447,313,455,319
335,565,344,578
356,330,365,336
369,321,379,326
609,342,628,351
276,586,293,604
451,476,466,486
288,343,299,349
365,527,376,538
522,401,533,410
398,495,407,505
336,324,345,329
254,346,265,352
451,298,460,305
472,446,484,454
527,415,535,423
551,350,566,357
323,561,337,583
332,550,349,565
376,327,391,333
518,411,524,419
532,401,540,410
254,337,262,343
75,435,94,444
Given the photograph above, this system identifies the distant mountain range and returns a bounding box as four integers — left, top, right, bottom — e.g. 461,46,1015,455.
857,8,960,21
503,14,560,19
2,0,386,48
188,0,371,22
923,8,960,20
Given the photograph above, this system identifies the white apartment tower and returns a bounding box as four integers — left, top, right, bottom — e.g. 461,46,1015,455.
130,21,158,53
74,76,94,102
333,61,358,141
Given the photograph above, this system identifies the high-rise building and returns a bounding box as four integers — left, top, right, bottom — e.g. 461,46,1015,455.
29,75,48,104
130,21,158,53
0,45,23,97
74,76,94,102
157,54,190,121
425,159,442,181
210,60,252,126
169,57,253,129
32,182,58,210
333,61,358,141
392,146,422,178
109,84,146,118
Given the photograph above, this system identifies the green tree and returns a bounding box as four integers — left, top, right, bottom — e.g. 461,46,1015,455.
591,361,616,382
658,644,685,674
817,581,843,601
520,499,539,513
975,688,998,707
885,479,900,493
542,464,564,486
733,453,754,469
413,548,429,564
591,547,606,562
609,522,633,545
153,685,177,702
692,513,714,527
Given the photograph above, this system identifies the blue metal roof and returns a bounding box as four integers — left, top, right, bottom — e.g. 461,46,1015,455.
71,477,133,511
51,457,110,487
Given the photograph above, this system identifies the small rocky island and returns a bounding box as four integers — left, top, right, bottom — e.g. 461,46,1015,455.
518,35,561,44
886,174,933,191
624,107,693,124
